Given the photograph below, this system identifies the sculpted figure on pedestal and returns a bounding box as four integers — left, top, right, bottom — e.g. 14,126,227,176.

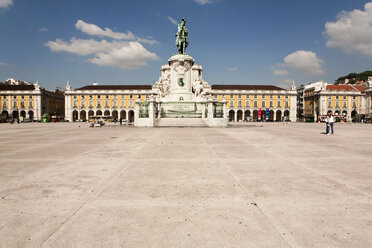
175,18,189,54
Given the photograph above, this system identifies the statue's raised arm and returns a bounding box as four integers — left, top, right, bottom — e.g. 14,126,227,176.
175,18,189,54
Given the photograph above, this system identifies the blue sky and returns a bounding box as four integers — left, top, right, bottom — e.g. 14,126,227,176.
1,0,372,90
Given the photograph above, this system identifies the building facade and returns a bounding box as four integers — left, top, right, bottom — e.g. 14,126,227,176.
64,83,152,122
302,80,370,122
211,85,297,122
0,78,64,122
64,82,297,123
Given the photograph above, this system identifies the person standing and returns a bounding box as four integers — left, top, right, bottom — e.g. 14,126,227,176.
329,113,334,134
326,114,330,135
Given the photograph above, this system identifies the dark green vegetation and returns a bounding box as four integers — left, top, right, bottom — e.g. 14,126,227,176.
335,71,372,84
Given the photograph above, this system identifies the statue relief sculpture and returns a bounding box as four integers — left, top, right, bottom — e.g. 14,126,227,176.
175,18,189,54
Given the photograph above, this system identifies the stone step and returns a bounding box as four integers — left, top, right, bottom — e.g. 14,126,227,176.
155,118,208,127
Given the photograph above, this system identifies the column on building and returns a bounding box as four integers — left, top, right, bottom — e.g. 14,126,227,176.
289,93,297,122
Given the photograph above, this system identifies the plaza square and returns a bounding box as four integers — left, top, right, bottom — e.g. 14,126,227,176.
0,122,371,247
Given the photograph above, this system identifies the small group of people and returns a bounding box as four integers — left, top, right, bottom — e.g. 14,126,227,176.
325,112,334,135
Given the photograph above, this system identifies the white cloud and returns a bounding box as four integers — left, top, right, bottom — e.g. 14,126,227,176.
282,50,325,76
167,16,178,25
38,27,48,32
90,42,159,70
0,0,12,8
271,66,289,76
75,20,157,44
325,2,372,57
0,62,8,66
46,38,159,70
46,20,160,70
276,79,295,90
227,66,238,71
194,0,213,5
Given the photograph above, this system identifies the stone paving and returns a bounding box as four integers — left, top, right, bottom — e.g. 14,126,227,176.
0,122,371,247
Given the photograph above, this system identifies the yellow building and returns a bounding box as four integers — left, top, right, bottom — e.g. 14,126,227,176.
211,85,297,121
65,82,298,122
302,81,367,122
64,83,152,122
0,78,64,122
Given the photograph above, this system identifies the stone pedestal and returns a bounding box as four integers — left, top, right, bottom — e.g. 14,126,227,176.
167,54,195,102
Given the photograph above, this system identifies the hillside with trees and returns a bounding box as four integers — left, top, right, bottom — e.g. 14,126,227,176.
335,70,372,84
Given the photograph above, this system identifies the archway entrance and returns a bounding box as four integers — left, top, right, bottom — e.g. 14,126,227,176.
12,110,19,120
88,110,94,119
128,110,135,123
80,110,87,121
112,110,118,121
253,110,258,121
261,110,266,121
72,110,78,122
284,110,289,121
237,110,243,122
96,110,102,116
269,110,274,121
276,110,282,121
120,110,126,120
228,110,235,122
104,110,110,116
244,110,250,121
28,110,34,121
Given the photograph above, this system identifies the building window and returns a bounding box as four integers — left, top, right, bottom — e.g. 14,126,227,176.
29,101,32,108
285,101,289,108
353,96,356,100
230,100,234,107
270,101,273,107
238,95,241,99
238,100,242,107
277,101,281,108
254,95,257,99
254,101,258,107
262,101,266,107
328,96,332,100
21,102,25,108
336,96,339,100
246,100,250,107
336,102,339,108
130,95,133,99
352,102,356,108
328,101,332,108
285,95,288,99
343,101,346,108
98,95,101,99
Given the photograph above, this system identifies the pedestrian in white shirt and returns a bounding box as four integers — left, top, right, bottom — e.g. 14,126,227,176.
329,113,334,135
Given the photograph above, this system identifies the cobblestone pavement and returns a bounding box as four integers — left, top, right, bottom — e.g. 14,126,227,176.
0,122,371,247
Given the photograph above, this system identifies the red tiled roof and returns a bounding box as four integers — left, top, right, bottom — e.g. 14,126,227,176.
76,85,153,90
211,85,284,91
326,85,365,92
352,85,366,93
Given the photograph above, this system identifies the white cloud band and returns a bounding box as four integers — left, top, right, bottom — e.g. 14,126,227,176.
46,20,159,70
273,50,325,76
325,2,372,57
0,0,12,9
